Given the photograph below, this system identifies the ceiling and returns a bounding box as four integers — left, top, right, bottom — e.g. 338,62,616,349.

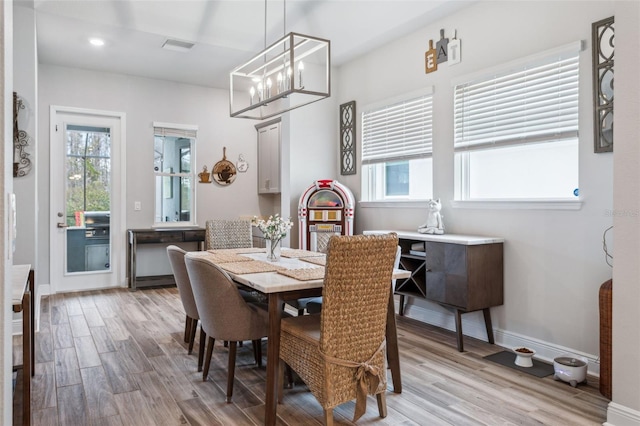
20,0,475,89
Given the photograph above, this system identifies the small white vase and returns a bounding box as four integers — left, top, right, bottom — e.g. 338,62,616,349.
266,239,281,261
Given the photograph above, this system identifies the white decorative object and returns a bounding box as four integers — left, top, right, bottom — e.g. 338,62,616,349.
252,214,293,262
448,30,461,66
237,154,249,173
513,347,536,367
418,199,445,235
553,356,588,387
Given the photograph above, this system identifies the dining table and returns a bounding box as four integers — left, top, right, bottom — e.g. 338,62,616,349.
199,247,411,426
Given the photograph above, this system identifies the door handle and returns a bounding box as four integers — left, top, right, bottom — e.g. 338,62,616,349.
57,223,68,228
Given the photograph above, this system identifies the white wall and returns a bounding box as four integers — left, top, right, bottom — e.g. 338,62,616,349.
338,0,614,364
1,1,13,423
609,1,640,423
12,6,37,268
38,65,264,282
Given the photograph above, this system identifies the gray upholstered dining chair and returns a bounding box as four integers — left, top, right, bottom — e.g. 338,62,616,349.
185,252,269,403
205,219,253,250
278,233,399,425
167,245,206,372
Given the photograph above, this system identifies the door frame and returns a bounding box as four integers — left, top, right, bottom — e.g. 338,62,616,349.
49,105,127,292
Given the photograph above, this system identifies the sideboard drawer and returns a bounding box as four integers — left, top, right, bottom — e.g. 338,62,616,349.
134,231,183,244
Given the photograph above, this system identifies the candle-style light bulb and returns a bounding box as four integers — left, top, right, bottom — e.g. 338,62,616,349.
266,78,272,98
257,82,263,102
249,86,255,105
277,72,283,94
298,61,304,89
286,66,292,90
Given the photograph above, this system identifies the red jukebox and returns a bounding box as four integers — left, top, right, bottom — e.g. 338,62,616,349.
298,179,355,252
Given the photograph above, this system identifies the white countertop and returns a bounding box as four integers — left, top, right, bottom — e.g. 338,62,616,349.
364,230,504,245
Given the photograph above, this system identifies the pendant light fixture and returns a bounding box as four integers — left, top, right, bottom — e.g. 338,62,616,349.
229,0,331,120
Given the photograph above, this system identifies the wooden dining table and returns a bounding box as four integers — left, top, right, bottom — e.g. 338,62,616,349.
201,248,410,426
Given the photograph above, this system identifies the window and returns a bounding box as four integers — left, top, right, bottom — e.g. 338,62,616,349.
66,125,111,226
153,123,197,225
454,42,581,201
361,90,433,202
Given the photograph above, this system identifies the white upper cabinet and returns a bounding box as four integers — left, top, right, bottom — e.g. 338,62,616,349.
257,121,281,194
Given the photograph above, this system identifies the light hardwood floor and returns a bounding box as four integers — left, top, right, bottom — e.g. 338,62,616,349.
15,287,608,425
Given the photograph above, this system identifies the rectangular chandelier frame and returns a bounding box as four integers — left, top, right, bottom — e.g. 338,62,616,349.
230,32,331,120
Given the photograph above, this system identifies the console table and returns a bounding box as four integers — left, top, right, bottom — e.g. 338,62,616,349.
364,230,504,352
127,228,205,290
12,264,34,426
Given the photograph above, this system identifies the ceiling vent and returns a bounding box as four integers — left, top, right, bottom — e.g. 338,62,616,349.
162,39,195,52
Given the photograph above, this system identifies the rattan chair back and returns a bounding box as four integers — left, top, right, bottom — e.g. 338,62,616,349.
279,233,398,424
205,219,253,250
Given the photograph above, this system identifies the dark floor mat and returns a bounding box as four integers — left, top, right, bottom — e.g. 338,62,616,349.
484,350,554,378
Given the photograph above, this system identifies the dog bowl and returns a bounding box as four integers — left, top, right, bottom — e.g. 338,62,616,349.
553,356,587,387
513,347,536,367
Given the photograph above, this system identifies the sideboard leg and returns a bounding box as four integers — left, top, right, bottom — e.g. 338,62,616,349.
483,308,495,344
398,295,406,316
454,309,464,352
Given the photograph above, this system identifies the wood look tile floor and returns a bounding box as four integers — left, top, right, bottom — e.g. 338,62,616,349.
14,287,608,425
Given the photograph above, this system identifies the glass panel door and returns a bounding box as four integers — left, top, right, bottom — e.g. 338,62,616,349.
65,125,112,273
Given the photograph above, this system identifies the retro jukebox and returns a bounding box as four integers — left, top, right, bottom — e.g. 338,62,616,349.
298,179,355,252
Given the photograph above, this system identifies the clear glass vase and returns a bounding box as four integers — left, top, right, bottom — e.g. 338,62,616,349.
266,238,281,261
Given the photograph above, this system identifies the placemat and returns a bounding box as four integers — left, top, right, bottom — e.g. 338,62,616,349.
484,351,554,378
198,252,252,263
280,248,325,258
277,267,325,281
301,256,327,266
218,260,285,274
208,247,266,254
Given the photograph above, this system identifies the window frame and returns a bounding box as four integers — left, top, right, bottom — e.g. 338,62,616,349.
360,87,434,204
152,122,198,227
452,42,583,206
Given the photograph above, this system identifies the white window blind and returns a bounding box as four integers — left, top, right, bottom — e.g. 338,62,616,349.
153,126,197,139
362,94,433,165
454,45,580,151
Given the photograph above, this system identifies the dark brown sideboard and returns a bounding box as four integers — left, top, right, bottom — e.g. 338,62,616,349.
364,230,504,352
127,228,205,290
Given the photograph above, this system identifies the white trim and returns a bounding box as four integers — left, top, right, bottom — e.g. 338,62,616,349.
49,106,128,291
451,199,582,210
604,402,640,426
359,200,430,209
397,299,601,376
152,121,198,131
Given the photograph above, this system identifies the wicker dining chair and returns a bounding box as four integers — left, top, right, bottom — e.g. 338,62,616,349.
167,245,206,371
278,233,399,425
205,219,253,250
185,253,269,403
305,245,402,315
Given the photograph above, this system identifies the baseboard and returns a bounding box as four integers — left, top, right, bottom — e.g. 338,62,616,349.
397,298,600,377
604,402,640,426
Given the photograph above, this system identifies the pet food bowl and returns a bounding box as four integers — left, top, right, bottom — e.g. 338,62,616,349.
513,347,536,367
553,356,587,387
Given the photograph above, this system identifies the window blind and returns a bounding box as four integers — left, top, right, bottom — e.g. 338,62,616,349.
153,125,197,139
362,94,433,165
454,48,579,151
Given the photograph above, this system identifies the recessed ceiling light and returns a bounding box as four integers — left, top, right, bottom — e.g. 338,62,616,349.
89,38,105,47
